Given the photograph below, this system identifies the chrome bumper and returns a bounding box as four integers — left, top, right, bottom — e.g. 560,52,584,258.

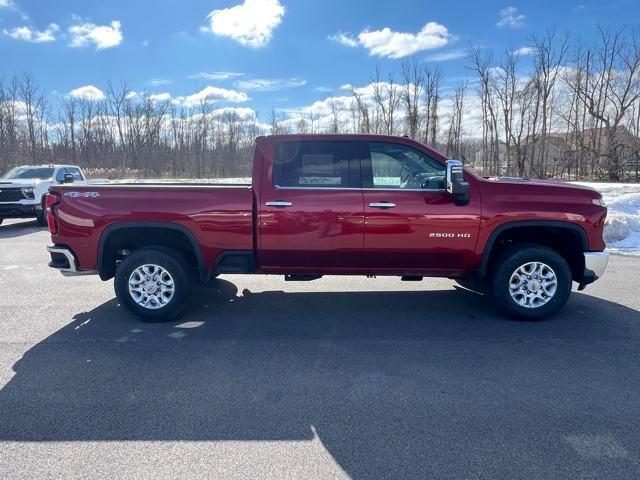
579,251,609,289
47,244,97,276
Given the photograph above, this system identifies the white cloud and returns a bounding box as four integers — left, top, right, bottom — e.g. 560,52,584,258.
176,86,249,107
209,106,257,121
148,92,172,103
331,22,455,59
497,7,526,28
68,85,106,101
147,78,172,87
203,0,284,47
189,71,244,81
69,19,123,50
425,49,466,62
2,23,59,43
515,46,535,56
0,0,15,8
235,77,306,91
328,32,358,48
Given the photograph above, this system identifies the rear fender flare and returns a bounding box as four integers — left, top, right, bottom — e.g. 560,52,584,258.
97,221,208,282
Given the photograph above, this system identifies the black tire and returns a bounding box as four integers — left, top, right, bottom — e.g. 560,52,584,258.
114,248,191,322
36,203,48,226
490,245,572,321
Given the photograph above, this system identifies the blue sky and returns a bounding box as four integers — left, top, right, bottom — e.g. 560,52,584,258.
0,0,638,120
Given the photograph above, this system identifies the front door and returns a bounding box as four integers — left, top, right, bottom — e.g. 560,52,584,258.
362,141,481,275
258,140,367,272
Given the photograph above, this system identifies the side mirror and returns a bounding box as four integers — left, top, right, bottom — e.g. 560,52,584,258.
62,173,75,184
445,160,470,206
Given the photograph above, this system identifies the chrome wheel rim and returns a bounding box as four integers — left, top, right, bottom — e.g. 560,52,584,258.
128,264,175,310
508,262,557,309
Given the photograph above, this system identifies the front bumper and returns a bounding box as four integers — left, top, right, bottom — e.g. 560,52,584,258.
578,251,609,289
47,244,97,276
0,202,40,218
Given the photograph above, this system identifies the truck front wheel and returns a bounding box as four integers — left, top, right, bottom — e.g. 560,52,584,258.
491,245,572,320
36,202,48,226
114,248,191,322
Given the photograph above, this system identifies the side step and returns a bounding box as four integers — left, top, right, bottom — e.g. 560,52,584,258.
285,274,323,282
401,275,423,281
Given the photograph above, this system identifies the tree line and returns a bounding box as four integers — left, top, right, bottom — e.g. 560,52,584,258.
1,26,639,181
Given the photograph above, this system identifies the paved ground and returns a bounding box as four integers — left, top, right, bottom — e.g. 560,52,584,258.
0,218,639,480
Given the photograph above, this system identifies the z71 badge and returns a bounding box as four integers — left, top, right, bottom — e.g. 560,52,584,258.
63,191,100,198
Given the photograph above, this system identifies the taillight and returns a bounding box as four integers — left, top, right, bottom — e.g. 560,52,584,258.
45,192,61,234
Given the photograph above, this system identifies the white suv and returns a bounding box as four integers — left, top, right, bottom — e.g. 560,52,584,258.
0,165,88,226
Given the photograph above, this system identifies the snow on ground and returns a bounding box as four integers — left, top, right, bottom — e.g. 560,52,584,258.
576,183,640,256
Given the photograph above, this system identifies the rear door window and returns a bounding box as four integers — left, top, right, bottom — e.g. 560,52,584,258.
273,141,366,188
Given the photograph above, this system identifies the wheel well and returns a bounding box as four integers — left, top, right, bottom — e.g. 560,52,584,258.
484,225,585,282
99,226,203,280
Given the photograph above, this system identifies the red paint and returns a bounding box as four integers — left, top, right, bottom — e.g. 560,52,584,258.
49,134,607,277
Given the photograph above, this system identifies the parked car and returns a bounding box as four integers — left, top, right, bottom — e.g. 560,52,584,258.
45,134,609,321
0,164,88,226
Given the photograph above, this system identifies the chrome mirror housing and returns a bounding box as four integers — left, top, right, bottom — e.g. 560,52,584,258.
445,160,470,206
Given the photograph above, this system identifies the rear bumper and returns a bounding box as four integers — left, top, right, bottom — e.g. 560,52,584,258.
0,203,40,218
578,251,609,288
47,244,98,276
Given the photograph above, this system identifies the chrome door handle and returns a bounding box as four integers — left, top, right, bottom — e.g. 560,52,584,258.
369,202,396,209
265,201,292,207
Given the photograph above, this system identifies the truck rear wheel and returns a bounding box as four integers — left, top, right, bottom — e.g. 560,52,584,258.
114,248,191,322
490,245,572,320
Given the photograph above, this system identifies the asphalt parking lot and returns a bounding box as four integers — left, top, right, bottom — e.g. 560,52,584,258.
1,218,639,479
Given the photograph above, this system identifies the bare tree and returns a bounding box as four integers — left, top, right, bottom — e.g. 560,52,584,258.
401,59,423,138
564,27,640,180
422,66,442,147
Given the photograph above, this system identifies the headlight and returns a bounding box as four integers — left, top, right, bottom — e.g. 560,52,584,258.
592,197,607,207
21,187,35,199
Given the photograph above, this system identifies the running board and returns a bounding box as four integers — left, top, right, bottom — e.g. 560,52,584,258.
401,275,423,281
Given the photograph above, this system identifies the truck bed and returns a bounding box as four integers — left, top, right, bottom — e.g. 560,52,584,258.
49,183,255,272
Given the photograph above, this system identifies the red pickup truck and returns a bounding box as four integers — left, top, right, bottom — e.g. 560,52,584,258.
45,134,609,321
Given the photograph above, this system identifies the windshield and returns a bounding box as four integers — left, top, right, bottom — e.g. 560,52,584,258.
1,167,55,180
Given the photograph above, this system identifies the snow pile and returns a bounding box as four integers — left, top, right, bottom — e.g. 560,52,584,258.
577,183,640,255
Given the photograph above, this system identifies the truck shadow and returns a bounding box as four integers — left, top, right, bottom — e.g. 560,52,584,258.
0,219,46,239
1,282,639,478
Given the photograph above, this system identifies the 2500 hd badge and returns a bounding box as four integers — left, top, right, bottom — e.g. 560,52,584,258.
429,232,472,238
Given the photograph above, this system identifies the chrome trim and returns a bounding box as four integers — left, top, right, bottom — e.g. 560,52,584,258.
584,251,609,280
274,185,446,192
47,244,98,276
265,201,293,207
369,202,397,208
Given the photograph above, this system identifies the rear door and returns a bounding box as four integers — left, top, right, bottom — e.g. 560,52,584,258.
362,141,481,274
258,140,367,272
